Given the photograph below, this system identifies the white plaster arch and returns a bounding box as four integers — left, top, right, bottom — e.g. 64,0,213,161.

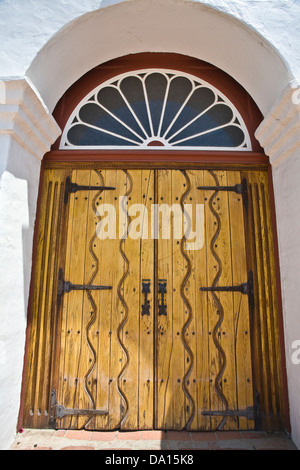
25,0,293,117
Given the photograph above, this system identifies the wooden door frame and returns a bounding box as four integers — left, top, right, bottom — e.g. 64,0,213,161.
18,52,290,432
18,150,290,433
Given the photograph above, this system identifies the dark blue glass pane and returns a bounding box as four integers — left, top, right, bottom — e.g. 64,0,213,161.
166,87,215,139
119,76,151,136
67,124,139,146
169,103,234,143
172,125,245,147
145,73,168,135
97,87,147,139
79,103,142,143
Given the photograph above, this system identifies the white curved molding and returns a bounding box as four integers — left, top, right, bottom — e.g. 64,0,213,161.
0,78,61,161
255,80,300,166
26,0,292,115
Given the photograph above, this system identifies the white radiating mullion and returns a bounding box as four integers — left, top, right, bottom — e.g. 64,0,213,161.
157,75,171,138
161,83,196,139
142,76,155,138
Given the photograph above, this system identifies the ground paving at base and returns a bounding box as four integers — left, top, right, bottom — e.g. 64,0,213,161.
9,429,298,450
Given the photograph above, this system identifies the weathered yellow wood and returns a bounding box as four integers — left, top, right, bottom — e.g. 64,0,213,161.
192,170,210,431
227,171,253,430
23,168,68,428
24,165,285,433
58,170,92,429
83,169,113,430
259,173,285,427
214,170,238,430
91,168,110,430
244,171,285,431
105,169,128,430
31,175,55,428
121,169,144,430
202,170,223,430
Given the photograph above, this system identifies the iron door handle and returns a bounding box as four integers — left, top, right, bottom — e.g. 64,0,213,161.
141,279,151,316
158,279,167,316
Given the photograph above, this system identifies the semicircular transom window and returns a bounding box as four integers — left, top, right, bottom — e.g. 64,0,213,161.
60,70,252,150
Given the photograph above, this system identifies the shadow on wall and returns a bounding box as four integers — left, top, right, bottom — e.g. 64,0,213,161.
0,170,30,449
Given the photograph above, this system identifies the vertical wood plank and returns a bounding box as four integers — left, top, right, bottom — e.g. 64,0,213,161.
156,169,175,429
202,169,224,430
173,169,190,430
213,170,237,430
91,168,114,430
106,169,128,430
23,168,68,428
192,170,210,430
57,169,92,430
83,169,114,430
121,169,142,430
227,171,254,430
183,170,202,430
243,170,285,431
138,169,155,429
30,177,55,427
259,176,285,426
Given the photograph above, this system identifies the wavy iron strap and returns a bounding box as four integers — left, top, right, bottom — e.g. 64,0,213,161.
83,169,106,429
179,169,196,430
116,169,133,427
206,170,229,430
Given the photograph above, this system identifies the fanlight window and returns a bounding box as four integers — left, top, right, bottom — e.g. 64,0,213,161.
60,70,251,150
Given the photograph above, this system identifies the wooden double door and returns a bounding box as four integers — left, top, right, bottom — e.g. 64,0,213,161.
23,165,286,432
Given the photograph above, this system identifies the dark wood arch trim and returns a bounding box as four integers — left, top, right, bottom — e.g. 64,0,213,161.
51,52,264,153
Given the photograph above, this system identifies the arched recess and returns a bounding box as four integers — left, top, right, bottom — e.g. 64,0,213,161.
20,49,290,434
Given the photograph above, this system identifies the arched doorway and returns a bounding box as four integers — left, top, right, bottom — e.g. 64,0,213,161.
21,54,288,433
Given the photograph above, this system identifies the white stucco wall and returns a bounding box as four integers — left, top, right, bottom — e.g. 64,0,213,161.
0,0,299,450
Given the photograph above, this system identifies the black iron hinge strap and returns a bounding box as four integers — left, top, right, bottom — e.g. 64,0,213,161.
54,404,108,420
64,176,116,204
50,390,108,422
200,283,249,294
57,268,112,307
200,271,254,313
202,406,255,420
200,271,253,295
197,183,242,194
197,177,248,209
